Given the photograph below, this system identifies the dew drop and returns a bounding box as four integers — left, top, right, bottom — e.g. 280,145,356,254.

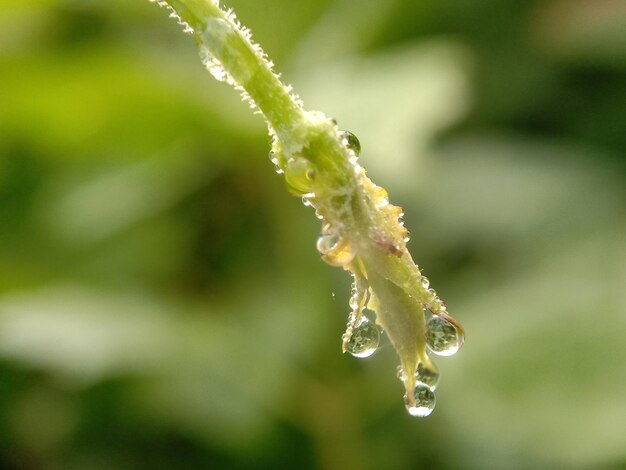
416,361,439,391
426,314,464,356
405,385,436,417
421,276,430,289
199,45,235,85
347,318,380,358
284,157,316,195
316,233,356,267
339,130,361,156
397,362,439,391
316,233,340,254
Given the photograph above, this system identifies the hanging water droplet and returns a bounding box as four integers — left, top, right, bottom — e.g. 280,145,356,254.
397,362,439,391
426,314,464,356
421,276,430,289
339,130,361,156
347,318,379,358
405,385,436,417
316,233,356,267
284,157,316,195
416,361,439,391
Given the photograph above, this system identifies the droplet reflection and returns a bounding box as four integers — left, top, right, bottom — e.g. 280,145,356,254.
339,130,361,156
347,318,380,358
405,385,436,417
426,314,464,356
316,233,356,267
416,362,439,391
284,157,315,195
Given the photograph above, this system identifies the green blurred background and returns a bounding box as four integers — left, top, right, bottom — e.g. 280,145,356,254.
1,0,626,468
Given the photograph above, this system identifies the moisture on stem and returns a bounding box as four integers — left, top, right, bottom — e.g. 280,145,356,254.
152,0,464,417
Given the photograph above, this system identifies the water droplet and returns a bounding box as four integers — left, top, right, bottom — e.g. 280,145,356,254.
339,130,361,156
416,362,439,391
284,157,316,195
347,318,379,358
405,385,436,417
199,45,235,85
421,276,430,289
316,233,356,267
426,314,464,356
348,295,359,311
397,362,439,391
316,233,340,254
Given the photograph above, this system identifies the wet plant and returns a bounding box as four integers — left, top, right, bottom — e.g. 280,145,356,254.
150,0,464,416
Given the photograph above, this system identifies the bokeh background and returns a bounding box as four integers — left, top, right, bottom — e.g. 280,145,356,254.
1,0,626,468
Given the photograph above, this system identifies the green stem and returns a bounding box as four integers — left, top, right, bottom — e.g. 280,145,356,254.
155,0,464,414
165,0,305,135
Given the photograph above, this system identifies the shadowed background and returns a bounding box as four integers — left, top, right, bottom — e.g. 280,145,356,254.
1,0,626,468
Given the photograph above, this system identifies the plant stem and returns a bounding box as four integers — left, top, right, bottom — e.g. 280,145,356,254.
165,1,305,134
153,0,464,414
